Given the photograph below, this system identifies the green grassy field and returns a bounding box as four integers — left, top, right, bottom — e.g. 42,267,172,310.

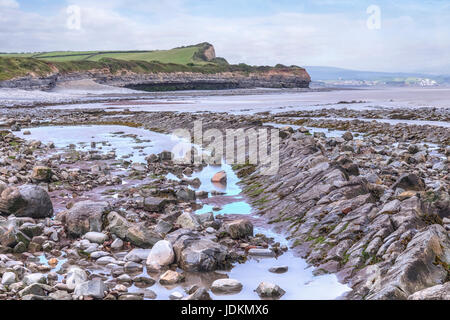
0,43,213,65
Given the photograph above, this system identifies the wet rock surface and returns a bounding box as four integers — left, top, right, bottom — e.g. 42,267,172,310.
0,102,448,300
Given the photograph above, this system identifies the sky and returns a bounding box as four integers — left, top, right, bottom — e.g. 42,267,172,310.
0,0,449,74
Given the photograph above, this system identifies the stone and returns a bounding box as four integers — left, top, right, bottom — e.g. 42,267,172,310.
364,225,450,300
65,201,109,237
0,185,53,218
159,150,173,161
111,238,124,250
224,219,253,239
74,279,107,299
269,266,289,274
90,251,110,259
19,283,48,297
408,282,450,300
176,238,228,272
378,199,401,215
1,271,16,285
176,188,196,201
133,276,156,287
126,224,162,248
169,291,184,300
83,232,108,244
147,240,175,267
211,171,227,183
255,282,286,298
23,273,46,286
154,219,173,235
392,173,425,191
342,131,354,141
124,261,143,274
31,166,52,182
176,212,201,230
124,248,151,262
211,279,243,294
183,287,212,300
49,290,73,300
143,197,168,212
66,266,88,290
18,223,43,238
106,211,130,239
159,270,184,285
248,248,275,257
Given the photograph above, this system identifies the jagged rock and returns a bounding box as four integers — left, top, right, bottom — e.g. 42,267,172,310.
66,266,88,290
143,197,168,212
224,219,253,239
74,279,107,299
31,166,52,182
64,201,109,237
255,282,285,298
392,173,425,191
183,287,212,300
378,200,401,215
408,282,450,300
106,211,130,239
167,229,228,272
176,188,196,201
159,270,184,285
106,211,161,248
363,225,450,300
126,224,162,248
176,212,202,230
0,185,53,218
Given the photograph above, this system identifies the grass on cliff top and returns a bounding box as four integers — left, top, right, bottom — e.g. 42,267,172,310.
0,55,303,81
0,57,54,81
0,43,215,65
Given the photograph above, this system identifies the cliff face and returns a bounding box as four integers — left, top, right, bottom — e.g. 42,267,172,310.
0,66,311,91
96,68,311,91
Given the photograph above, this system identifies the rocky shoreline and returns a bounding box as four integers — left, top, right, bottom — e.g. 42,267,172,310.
0,105,448,300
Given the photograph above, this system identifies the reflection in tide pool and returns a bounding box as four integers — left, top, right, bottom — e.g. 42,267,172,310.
196,201,252,216
16,125,181,163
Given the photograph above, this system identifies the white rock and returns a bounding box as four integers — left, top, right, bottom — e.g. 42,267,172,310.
111,238,124,250
74,279,107,299
1,272,16,286
211,279,243,294
147,240,175,267
90,251,111,259
23,273,47,286
83,232,108,244
66,266,88,290
169,291,184,300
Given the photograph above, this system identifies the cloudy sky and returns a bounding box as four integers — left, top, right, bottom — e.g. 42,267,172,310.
1,0,449,74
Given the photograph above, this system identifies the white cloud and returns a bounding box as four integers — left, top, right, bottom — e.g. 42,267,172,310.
0,2,449,74
0,0,18,8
